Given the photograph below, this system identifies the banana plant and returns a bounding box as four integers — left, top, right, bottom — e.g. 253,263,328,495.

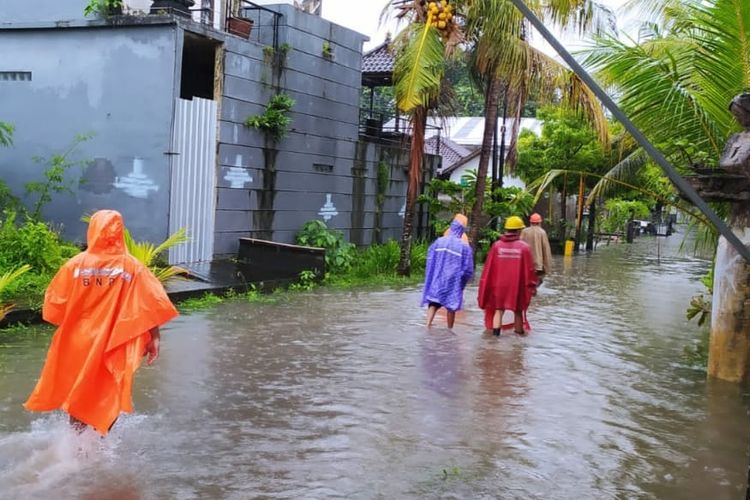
0,264,31,321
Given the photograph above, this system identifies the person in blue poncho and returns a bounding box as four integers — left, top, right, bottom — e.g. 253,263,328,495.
422,214,474,328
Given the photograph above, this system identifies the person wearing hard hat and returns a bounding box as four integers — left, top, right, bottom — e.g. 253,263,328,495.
422,214,474,328
520,213,552,285
478,215,538,336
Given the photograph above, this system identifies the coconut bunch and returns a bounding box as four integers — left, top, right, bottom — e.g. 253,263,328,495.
393,0,462,45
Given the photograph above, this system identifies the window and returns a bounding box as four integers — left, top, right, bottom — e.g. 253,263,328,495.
0,72,31,81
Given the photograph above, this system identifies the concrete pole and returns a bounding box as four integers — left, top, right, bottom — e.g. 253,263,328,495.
708,214,750,382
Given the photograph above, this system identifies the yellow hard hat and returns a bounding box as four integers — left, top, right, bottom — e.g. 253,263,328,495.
504,215,525,230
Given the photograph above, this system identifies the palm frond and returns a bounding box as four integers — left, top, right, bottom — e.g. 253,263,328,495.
124,227,189,282
153,265,188,283
544,0,616,36
393,20,446,112
512,43,609,145
582,32,726,159
0,264,31,295
152,227,189,258
0,264,31,322
587,149,648,200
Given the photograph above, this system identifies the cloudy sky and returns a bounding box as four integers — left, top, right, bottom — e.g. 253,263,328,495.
317,0,638,52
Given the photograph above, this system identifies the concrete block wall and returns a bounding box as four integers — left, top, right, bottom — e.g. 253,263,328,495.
214,3,380,257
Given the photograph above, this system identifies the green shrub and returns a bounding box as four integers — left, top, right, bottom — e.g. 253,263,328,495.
0,211,71,274
0,271,53,309
599,198,651,234
295,220,354,273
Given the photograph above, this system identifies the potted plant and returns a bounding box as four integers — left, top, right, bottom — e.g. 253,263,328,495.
227,15,254,39
150,0,195,17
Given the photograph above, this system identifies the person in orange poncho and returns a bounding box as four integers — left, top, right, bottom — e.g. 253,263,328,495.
24,210,178,435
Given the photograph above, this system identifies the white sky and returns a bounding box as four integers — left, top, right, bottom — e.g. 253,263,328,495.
317,0,637,52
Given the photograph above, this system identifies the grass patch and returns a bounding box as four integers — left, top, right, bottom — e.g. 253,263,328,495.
326,240,427,289
177,292,226,312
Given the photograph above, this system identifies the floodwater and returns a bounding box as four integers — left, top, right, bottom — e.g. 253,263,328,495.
1,235,750,499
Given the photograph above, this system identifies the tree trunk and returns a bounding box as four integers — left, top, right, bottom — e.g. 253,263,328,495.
397,106,427,276
468,76,502,247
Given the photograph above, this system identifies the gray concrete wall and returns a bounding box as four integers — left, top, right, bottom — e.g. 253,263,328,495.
0,0,88,24
214,3,377,256
0,24,179,243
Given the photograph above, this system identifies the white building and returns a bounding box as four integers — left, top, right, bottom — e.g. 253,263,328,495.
415,116,541,188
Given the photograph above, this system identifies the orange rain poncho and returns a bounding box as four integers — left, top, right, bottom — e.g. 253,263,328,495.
24,210,178,434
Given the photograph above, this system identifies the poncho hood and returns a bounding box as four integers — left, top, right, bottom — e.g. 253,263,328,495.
87,210,126,255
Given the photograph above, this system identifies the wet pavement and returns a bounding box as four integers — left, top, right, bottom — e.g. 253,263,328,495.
1,235,749,499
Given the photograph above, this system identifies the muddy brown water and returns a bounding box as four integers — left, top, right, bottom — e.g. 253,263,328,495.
1,236,749,499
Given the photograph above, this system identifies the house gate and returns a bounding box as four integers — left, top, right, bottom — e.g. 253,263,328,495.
168,97,218,264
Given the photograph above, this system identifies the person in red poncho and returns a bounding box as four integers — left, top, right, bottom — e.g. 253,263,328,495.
478,216,538,336
24,210,178,435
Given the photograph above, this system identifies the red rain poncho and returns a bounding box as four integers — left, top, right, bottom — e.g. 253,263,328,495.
24,210,178,434
478,232,537,327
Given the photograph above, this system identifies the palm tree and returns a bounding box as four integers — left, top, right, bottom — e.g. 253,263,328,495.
388,0,461,275
463,0,612,245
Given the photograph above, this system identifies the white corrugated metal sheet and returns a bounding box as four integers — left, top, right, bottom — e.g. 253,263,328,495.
169,97,218,264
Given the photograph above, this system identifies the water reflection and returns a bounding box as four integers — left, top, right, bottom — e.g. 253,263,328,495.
1,235,749,498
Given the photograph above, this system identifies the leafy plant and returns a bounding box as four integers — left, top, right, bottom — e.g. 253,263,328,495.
26,134,92,222
598,199,650,235
123,227,188,282
263,43,291,64
322,40,334,60
295,220,355,273
0,211,69,274
288,270,318,291
0,265,31,321
686,294,711,327
244,94,295,141
0,122,13,147
83,0,123,17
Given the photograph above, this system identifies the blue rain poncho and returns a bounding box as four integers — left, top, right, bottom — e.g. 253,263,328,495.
421,220,474,312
